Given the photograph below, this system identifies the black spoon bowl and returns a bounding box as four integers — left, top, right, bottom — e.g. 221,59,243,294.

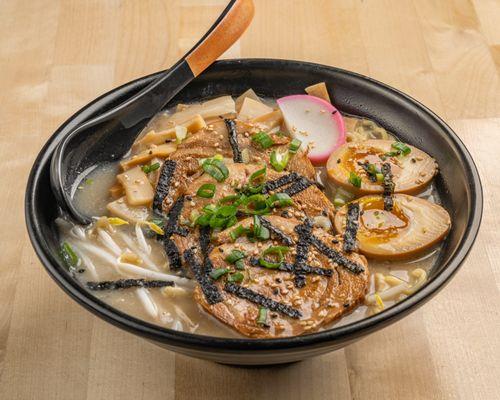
26,59,482,365
50,0,254,224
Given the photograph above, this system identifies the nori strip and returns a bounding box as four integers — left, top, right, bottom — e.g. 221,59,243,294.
153,160,177,215
259,216,294,246
262,172,299,194
343,203,360,252
280,176,314,197
292,219,314,287
358,161,377,182
381,162,395,211
183,248,223,305
87,279,174,290
224,282,302,319
163,238,183,270
224,118,242,163
164,196,188,237
199,225,212,258
249,258,333,277
310,236,364,274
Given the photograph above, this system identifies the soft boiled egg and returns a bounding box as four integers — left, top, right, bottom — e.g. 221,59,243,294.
334,194,451,259
326,140,438,195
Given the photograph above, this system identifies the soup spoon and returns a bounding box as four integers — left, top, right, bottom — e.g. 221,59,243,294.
50,0,254,225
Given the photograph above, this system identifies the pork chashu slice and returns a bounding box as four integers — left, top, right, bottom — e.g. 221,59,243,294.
194,216,369,338
170,162,337,258
168,118,316,179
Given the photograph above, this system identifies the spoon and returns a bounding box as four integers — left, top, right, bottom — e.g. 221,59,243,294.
50,0,254,225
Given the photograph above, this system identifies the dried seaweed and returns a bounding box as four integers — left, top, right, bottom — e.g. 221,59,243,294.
343,203,360,252
87,279,174,291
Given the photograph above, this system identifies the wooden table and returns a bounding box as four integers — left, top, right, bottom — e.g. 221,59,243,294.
1,1,499,399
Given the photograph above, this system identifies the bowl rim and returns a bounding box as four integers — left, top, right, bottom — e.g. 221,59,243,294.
25,58,483,352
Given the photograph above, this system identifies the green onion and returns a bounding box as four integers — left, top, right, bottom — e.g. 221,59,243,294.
391,141,411,156
85,178,94,185
289,138,302,153
218,194,242,205
196,183,216,198
202,158,229,182
251,131,274,149
348,172,362,188
245,165,267,194
229,225,249,241
209,268,229,280
333,187,355,208
227,272,244,283
235,259,245,270
259,245,289,269
141,162,160,174
253,215,270,241
270,150,290,172
59,242,79,269
267,192,293,208
256,307,269,326
376,173,384,183
225,249,246,264
242,194,270,215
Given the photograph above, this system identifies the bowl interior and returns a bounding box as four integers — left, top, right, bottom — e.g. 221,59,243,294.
26,59,482,352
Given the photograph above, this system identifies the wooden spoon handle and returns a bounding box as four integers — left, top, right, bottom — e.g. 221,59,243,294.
185,0,254,76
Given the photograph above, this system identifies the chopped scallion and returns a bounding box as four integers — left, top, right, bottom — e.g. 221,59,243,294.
196,183,216,198
251,131,274,149
270,150,290,172
289,138,302,153
348,172,362,188
225,249,246,264
256,307,269,326
267,192,293,208
209,268,229,280
59,242,79,270
141,162,161,174
202,158,229,182
227,272,244,283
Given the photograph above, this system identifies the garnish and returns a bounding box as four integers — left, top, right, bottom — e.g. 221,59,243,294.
224,118,243,163
107,217,129,226
288,138,302,153
59,242,79,270
259,245,290,269
141,162,161,174
229,224,250,241
209,268,230,280
267,192,293,208
381,163,395,211
245,165,267,194
270,150,290,172
202,157,229,182
87,279,174,291
358,161,383,183
196,183,216,198
256,307,269,326
224,282,302,319
225,249,246,270
253,214,270,241
241,194,270,215
227,272,244,283
333,187,355,208
145,220,165,235
343,203,360,252
348,171,362,188
384,141,411,157
196,204,238,229
251,131,274,149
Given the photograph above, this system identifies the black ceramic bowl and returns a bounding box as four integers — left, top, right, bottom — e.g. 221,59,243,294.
26,59,482,365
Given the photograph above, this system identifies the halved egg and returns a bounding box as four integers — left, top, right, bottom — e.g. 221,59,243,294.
326,140,438,195
334,194,451,259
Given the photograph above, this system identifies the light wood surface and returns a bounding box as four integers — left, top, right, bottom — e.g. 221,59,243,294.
1,0,499,399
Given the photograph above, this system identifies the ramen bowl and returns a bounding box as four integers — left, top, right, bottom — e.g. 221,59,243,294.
25,59,482,365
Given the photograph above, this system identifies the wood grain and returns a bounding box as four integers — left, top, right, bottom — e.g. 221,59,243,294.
0,0,499,399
